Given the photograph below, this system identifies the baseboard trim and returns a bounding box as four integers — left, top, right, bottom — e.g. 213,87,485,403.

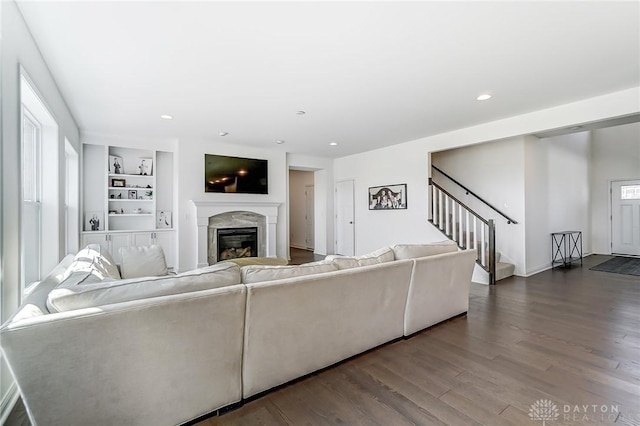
0,382,19,426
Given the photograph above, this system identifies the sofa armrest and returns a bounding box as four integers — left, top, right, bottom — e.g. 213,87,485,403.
404,249,476,336
1,285,246,426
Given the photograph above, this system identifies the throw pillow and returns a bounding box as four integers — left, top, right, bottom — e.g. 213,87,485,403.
119,245,168,279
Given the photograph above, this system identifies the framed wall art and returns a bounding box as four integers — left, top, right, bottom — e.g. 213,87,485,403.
368,183,407,210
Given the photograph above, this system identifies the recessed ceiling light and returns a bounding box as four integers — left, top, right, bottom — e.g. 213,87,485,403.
329,142,338,146
476,94,492,101
276,140,285,144
296,110,306,115
160,114,173,120
219,132,229,136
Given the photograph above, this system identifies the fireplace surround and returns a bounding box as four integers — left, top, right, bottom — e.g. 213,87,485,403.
192,201,280,268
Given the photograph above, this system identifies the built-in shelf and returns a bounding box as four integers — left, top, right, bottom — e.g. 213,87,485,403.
109,199,153,202
107,173,153,178
109,213,154,217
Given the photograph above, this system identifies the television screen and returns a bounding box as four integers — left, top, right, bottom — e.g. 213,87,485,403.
204,154,268,194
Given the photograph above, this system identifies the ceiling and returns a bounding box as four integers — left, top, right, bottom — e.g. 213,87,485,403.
16,1,640,158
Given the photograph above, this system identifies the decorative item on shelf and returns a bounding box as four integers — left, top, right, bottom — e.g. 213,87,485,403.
128,190,137,199
145,190,153,198
110,194,115,199
85,211,104,231
112,178,126,187
108,210,117,214
109,155,123,174
157,211,172,229
138,158,153,176
117,193,122,199
368,183,407,210
133,208,143,214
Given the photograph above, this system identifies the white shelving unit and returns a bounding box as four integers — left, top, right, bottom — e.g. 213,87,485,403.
82,144,175,268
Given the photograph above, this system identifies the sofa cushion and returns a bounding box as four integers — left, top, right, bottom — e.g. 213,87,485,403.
325,247,395,269
241,260,338,284
392,240,458,260
119,245,168,279
47,262,241,312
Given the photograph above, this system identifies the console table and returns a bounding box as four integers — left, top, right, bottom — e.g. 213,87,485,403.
551,231,583,268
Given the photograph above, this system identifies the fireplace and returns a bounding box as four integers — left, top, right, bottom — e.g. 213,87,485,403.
192,200,280,268
217,227,258,260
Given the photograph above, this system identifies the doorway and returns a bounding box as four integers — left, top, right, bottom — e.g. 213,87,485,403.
611,179,640,256
289,170,315,251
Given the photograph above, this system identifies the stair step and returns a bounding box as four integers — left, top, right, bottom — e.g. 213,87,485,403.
496,261,515,281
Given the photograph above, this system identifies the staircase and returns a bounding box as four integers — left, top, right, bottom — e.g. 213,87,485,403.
429,167,517,284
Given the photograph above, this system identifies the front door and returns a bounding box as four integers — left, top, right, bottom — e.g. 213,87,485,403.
611,179,640,256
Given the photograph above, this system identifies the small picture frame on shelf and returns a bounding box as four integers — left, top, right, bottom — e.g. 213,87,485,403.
138,158,153,176
128,190,137,199
112,178,126,187
157,211,172,229
109,155,123,174
85,211,104,231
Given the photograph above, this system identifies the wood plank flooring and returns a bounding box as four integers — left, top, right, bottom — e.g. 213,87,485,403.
198,255,640,425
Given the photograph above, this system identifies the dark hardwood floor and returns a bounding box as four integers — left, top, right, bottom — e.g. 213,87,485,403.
199,254,640,425
289,247,324,265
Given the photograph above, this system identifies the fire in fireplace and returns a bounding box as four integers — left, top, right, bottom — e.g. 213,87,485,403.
217,227,258,260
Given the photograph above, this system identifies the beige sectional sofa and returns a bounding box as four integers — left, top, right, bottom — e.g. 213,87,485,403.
1,241,476,426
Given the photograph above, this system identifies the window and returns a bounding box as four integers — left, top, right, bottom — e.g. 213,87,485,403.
621,185,640,200
20,73,59,295
21,108,42,290
65,139,79,255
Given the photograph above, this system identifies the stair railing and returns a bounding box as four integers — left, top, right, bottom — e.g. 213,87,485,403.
432,165,518,224
429,178,496,284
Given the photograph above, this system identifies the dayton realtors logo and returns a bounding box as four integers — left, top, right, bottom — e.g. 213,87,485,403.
529,399,559,425
530,399,621,423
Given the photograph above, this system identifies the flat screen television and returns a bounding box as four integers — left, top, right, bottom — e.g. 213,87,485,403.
204,154,268,194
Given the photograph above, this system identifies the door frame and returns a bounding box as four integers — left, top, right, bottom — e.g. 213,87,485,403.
610,178,640,256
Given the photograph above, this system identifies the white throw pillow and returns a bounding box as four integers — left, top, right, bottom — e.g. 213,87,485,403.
325,247,395,269
56,244,121,289
241,260,338,284
392,240,458,260
119,245,168,279
48,262,241,312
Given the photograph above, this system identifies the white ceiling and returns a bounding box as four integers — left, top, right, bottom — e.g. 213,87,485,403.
16,1,640,158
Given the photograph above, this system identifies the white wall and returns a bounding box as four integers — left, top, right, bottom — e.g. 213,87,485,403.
178,139,288,271
432,136,527,275
289,170,314,250
525,132,591,275
1,0,80,417
590,122,640,253
334,143,446,255
334,88,639,261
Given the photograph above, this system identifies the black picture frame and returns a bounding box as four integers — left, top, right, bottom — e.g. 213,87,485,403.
368,183,407,210
111,178,126,187
128,190,137,199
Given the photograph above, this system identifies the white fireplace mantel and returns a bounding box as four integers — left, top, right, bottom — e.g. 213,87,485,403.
191,200,281,267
